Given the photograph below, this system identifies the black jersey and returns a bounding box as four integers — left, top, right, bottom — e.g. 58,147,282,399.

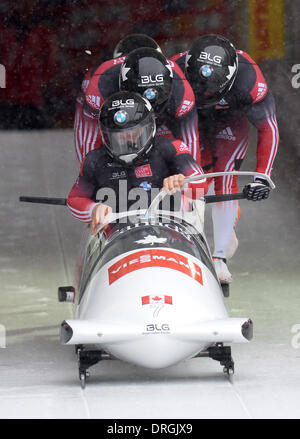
172,50,275,125
67,136,207,223
172,49,279,177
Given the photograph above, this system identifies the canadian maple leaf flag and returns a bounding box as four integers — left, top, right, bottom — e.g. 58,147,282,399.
142,295,173,305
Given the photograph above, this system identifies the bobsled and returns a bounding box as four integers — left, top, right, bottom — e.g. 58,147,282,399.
57,171,275,388
20,171,275,388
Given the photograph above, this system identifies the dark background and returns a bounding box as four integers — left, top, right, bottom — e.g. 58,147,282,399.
0,0,298,147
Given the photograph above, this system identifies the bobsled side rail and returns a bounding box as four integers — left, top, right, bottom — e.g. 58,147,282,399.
19,170,275,207
19,196,67,205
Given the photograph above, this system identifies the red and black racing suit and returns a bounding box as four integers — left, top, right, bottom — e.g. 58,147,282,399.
67,136,207,222
171,49,279,195
74,56,200,166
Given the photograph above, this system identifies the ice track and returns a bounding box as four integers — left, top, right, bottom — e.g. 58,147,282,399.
0,130,300,419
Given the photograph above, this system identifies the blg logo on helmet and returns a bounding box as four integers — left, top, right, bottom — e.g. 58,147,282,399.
120,48,173,116
140,74,164,86
111,99,135,108
198,51,222,66
138,60,173,88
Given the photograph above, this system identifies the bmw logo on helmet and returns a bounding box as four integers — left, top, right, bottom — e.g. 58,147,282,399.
143,88,157,102
200,65,213,78
114,110,128,125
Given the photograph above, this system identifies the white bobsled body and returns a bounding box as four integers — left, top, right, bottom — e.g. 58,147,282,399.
61,202,252,369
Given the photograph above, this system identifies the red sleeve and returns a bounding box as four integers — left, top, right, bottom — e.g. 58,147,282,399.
237,50,268,104
245,92,279,177
73,98,102,164
171,140,208,198
74,58,123,163
84,57,124,110
73,98,84,163
255,112,279,177
185,166,208,199
176,109,200,165
67,176,97,223
169,60,195,118
170,51,187,63
167,60,201,165
81,68,93,93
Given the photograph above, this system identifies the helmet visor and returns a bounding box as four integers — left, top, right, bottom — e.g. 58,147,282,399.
102,117,154,163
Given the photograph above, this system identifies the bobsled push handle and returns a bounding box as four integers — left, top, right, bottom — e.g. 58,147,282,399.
146,171,275,214
184,171,275,189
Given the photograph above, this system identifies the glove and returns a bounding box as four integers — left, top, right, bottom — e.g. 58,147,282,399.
243,178,270,201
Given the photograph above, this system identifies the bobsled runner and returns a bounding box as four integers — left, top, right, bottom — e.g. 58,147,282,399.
20,171,275,388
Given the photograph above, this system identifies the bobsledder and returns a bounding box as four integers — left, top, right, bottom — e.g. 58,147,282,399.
20,170,275,389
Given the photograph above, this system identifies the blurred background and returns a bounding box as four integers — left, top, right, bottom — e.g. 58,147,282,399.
0,0,298,136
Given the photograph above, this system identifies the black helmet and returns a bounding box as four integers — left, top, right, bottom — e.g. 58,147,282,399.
99,91,156,165
119,47,173,116
113,34,162,58
185,34,238,108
